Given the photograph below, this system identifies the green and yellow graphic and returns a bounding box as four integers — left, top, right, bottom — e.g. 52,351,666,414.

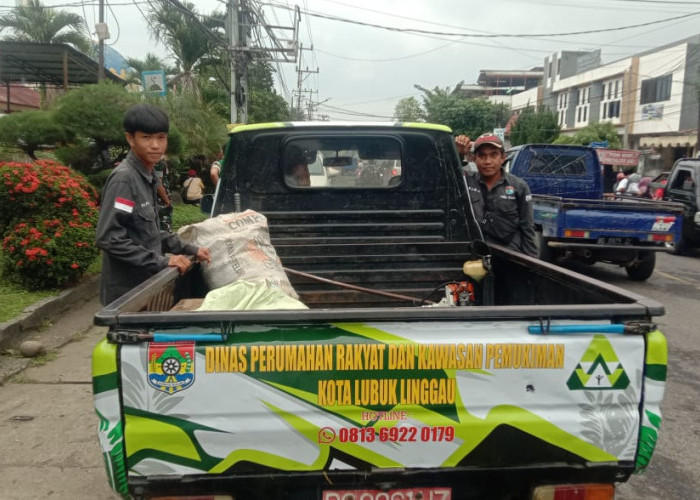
566,335,630,390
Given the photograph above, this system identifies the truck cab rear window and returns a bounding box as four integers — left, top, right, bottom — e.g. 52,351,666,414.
284,136,403,188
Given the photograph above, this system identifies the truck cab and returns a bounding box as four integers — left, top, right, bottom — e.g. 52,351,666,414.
663,158,700,253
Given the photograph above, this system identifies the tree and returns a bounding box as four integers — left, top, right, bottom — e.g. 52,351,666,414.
0,110,65,159
416,85,509,137
148,2,225,95
198,59,291,123
393,97,424,122
509,107,560,146
553,121,622,148
0,0,90,53
159,91,228,160
52,82,140,172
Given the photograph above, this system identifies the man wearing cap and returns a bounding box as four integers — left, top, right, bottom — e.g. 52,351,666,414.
456,133,537,257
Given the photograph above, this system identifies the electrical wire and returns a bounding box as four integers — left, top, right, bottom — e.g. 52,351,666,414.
106,0,121,45
264,1,700,39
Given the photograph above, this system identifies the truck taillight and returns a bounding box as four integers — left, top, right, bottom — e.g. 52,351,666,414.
564,229,589,238
532,483,614,500
648,233,674,242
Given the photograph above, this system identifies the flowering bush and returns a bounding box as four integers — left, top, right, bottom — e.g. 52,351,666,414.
0,161,99,289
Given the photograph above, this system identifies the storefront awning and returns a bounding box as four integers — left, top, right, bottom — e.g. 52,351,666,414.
639,134,696,148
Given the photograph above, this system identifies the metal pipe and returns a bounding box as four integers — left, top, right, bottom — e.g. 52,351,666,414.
283,267,434,305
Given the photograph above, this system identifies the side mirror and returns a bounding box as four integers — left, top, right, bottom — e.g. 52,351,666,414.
200,194,213,215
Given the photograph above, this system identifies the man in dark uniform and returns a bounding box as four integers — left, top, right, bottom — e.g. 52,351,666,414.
456,133,537,257
96,104,211,305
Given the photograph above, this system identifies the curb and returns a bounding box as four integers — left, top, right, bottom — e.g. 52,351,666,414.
0,274,100,352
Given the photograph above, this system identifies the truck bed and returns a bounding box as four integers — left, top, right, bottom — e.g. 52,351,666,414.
95,208,662,327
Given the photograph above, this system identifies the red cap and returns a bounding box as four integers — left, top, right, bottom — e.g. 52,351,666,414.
473,134,504,152
188,169,196,176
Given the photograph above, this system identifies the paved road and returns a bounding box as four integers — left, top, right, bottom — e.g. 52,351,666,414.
0,251,697,499
564,251,700,500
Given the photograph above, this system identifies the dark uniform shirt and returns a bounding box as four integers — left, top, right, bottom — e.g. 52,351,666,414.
465,169,537,257
96,151,198,305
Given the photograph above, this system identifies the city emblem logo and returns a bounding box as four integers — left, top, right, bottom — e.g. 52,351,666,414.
505,186,515,195
566,335,630,390
147,341,195,394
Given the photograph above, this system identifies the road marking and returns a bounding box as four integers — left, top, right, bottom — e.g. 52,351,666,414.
656,271,695,284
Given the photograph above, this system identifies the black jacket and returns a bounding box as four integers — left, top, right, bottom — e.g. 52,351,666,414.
465,170,537,257
95,151,198,305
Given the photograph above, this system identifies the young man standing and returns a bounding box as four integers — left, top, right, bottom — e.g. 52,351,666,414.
457,133,537,257
96,104,211,305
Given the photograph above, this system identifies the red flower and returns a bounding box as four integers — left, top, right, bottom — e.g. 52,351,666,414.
70,263,79,269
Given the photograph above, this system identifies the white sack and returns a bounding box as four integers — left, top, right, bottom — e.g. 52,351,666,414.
178,210,298,299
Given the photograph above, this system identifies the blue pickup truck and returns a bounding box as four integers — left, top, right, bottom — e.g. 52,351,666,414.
505,144,684,280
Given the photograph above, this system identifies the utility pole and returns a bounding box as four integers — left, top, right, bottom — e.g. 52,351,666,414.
228,0,249,124
294,43,318,119
97,0,105,82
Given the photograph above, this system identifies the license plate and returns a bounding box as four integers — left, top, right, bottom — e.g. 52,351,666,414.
597,236,634,246
323,487,451,500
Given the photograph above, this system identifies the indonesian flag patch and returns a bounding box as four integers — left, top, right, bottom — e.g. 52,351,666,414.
114,197,135,213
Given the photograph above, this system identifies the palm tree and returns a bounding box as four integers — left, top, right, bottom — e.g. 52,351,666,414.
0,0,91,53
147,1,225,95
125,53,178,86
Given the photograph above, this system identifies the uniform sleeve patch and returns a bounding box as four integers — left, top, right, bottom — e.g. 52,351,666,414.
525,194,532,202
114,197,135,213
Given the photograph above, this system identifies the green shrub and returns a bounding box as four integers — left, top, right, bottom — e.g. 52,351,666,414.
172,202,208,232
0,161,99,289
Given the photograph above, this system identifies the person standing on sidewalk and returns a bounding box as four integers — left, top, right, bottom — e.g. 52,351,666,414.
96,104,211,305
456,133,537,257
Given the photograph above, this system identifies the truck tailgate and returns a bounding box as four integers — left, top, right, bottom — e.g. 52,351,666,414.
93,318,666,497
535,195,684,243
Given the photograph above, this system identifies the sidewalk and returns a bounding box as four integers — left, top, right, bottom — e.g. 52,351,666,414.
0,274,100,382
0,275,119,499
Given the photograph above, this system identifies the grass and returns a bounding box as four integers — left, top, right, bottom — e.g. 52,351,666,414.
30,349,58,366
172,201,209,231
0,281,58,323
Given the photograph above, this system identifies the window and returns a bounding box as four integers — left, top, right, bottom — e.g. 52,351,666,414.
283,137,403,189
614,80,620,98
640,74,672,104
670,169,695,191
608,100,620,118
526,151,588,176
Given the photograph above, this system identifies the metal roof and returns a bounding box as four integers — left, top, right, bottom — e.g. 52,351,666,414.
0,41,123,86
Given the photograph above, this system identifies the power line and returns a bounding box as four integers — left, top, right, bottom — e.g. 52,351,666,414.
265,1,700,39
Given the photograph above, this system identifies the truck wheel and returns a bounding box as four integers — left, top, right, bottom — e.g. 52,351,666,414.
625,251,656,281
536,231,554,262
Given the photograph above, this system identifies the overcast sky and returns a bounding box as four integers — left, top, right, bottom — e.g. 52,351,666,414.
27,0,700,120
